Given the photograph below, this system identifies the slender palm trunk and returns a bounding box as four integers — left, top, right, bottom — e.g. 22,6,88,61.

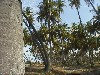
76,7,82,26
48,0,52,70
0,0,24,74
89,0,99,16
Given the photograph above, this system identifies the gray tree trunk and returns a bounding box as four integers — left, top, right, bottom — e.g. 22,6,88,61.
0,0,25,74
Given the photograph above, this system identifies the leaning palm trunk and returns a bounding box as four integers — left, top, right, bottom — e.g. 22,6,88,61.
0,0,25,74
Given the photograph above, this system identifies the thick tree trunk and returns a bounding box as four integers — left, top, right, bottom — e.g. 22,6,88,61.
0,0,25,74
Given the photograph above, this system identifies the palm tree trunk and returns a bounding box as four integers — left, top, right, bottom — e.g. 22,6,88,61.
48,0,52,71
88,0,99,16
0,0,25,74
89,49,94,68
76,7,82,26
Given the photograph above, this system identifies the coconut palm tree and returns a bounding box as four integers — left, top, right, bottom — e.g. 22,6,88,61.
37,0,64,69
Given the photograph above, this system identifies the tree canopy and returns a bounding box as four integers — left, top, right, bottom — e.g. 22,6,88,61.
22,0,100,73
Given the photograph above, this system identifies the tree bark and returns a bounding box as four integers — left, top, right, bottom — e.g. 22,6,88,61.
0,0,25,74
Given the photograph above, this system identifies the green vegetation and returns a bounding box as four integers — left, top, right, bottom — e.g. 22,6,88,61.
22,0,100,74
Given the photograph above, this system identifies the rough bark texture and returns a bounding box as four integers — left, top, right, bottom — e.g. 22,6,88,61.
0,0,25,74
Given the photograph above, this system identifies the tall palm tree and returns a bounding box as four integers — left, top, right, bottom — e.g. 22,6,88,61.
0,0,25,74
37,0,64,69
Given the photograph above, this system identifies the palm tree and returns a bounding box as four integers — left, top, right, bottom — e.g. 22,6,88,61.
0,0,25,74
37,0,64,69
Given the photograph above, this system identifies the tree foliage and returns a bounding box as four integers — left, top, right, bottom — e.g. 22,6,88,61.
22,0,100,72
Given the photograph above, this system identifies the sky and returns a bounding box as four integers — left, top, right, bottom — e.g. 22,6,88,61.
61,0,100,24
22,0,100,27
22,0,100,62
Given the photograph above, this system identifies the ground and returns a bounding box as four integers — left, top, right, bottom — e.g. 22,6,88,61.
24,63,100,75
